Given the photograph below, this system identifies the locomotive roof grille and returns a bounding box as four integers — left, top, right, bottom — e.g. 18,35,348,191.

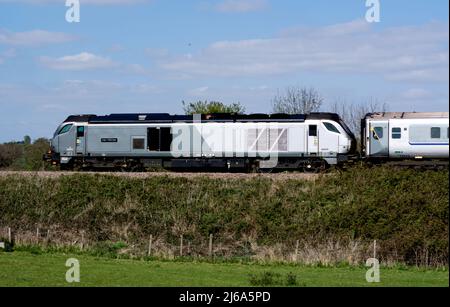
64,112,342,124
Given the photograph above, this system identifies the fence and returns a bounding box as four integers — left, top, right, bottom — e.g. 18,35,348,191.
0,225,445,267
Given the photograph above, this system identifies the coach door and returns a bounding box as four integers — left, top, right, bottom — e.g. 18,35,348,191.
369,121,389,157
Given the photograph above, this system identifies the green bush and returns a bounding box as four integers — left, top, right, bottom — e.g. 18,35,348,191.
285,272,298,286
0,138,51,171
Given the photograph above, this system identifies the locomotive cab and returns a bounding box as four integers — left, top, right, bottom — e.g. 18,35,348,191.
44,115,93,167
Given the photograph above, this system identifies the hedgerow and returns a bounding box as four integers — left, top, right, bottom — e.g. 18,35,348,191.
0,167,447,266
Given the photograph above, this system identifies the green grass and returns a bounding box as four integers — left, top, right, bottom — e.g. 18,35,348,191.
0,251,448,287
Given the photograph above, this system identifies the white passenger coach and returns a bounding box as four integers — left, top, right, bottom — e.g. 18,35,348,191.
361,112,449,161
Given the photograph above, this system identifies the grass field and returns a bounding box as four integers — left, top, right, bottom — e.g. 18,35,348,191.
0,251,448,287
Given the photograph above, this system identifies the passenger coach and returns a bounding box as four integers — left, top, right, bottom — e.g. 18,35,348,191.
361,112,449,163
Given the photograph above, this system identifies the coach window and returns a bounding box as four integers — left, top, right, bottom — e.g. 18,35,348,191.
58,124,73,135
431,127,441,139
392,128,402,139
323,122,340,134
133,138,145,150
373,127,383,140
309,125,318,137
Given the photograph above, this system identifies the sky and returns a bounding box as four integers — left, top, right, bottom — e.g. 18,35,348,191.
0,0,449,142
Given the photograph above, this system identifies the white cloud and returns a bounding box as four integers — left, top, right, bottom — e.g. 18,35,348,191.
39,52,117,70
400,88,432,100
145,47,170,59
55,79,123,92
215,0,268,13
0,29,76,46
131,84,161,94
387,68,449,83
124,63,147,74
0,48,16,64
2,48,16,57
187,86,210,97
159,21,449,83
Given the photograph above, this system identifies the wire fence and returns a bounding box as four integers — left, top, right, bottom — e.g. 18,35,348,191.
0,225,447,268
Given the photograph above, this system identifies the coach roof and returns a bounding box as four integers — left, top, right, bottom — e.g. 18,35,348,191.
365,112,449,120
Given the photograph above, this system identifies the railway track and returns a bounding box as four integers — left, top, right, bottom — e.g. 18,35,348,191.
0,171,322,181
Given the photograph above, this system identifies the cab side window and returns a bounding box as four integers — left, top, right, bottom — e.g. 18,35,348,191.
58,124,73,135
309,125,318,137
77,126,85,137
323,122,341,134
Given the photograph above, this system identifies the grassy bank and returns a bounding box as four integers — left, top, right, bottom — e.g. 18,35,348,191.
0,167,448,266
0,251,448,287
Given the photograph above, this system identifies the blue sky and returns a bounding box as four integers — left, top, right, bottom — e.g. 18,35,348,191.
0,0,448,142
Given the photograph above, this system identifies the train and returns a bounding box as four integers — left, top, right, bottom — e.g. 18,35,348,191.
43,112,449,172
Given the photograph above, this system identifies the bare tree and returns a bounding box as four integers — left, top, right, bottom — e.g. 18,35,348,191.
272,87,323,114
331,97,389,135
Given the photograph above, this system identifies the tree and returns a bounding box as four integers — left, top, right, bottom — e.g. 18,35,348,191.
331,96,389,135
182,100,245,115
23,135,31,145
272,87,323,114
0,138,51,170
22,138,51,171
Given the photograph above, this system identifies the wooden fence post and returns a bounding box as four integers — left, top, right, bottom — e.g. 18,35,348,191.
8,227,11,243
294,240,299,262
209,234,213,258
36,228,40,244
180,235,184,257
148,235,153,257
373,240,377,259
80,232,84,251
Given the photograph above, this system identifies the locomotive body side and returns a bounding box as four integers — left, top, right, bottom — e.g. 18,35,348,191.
46,113,356,172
